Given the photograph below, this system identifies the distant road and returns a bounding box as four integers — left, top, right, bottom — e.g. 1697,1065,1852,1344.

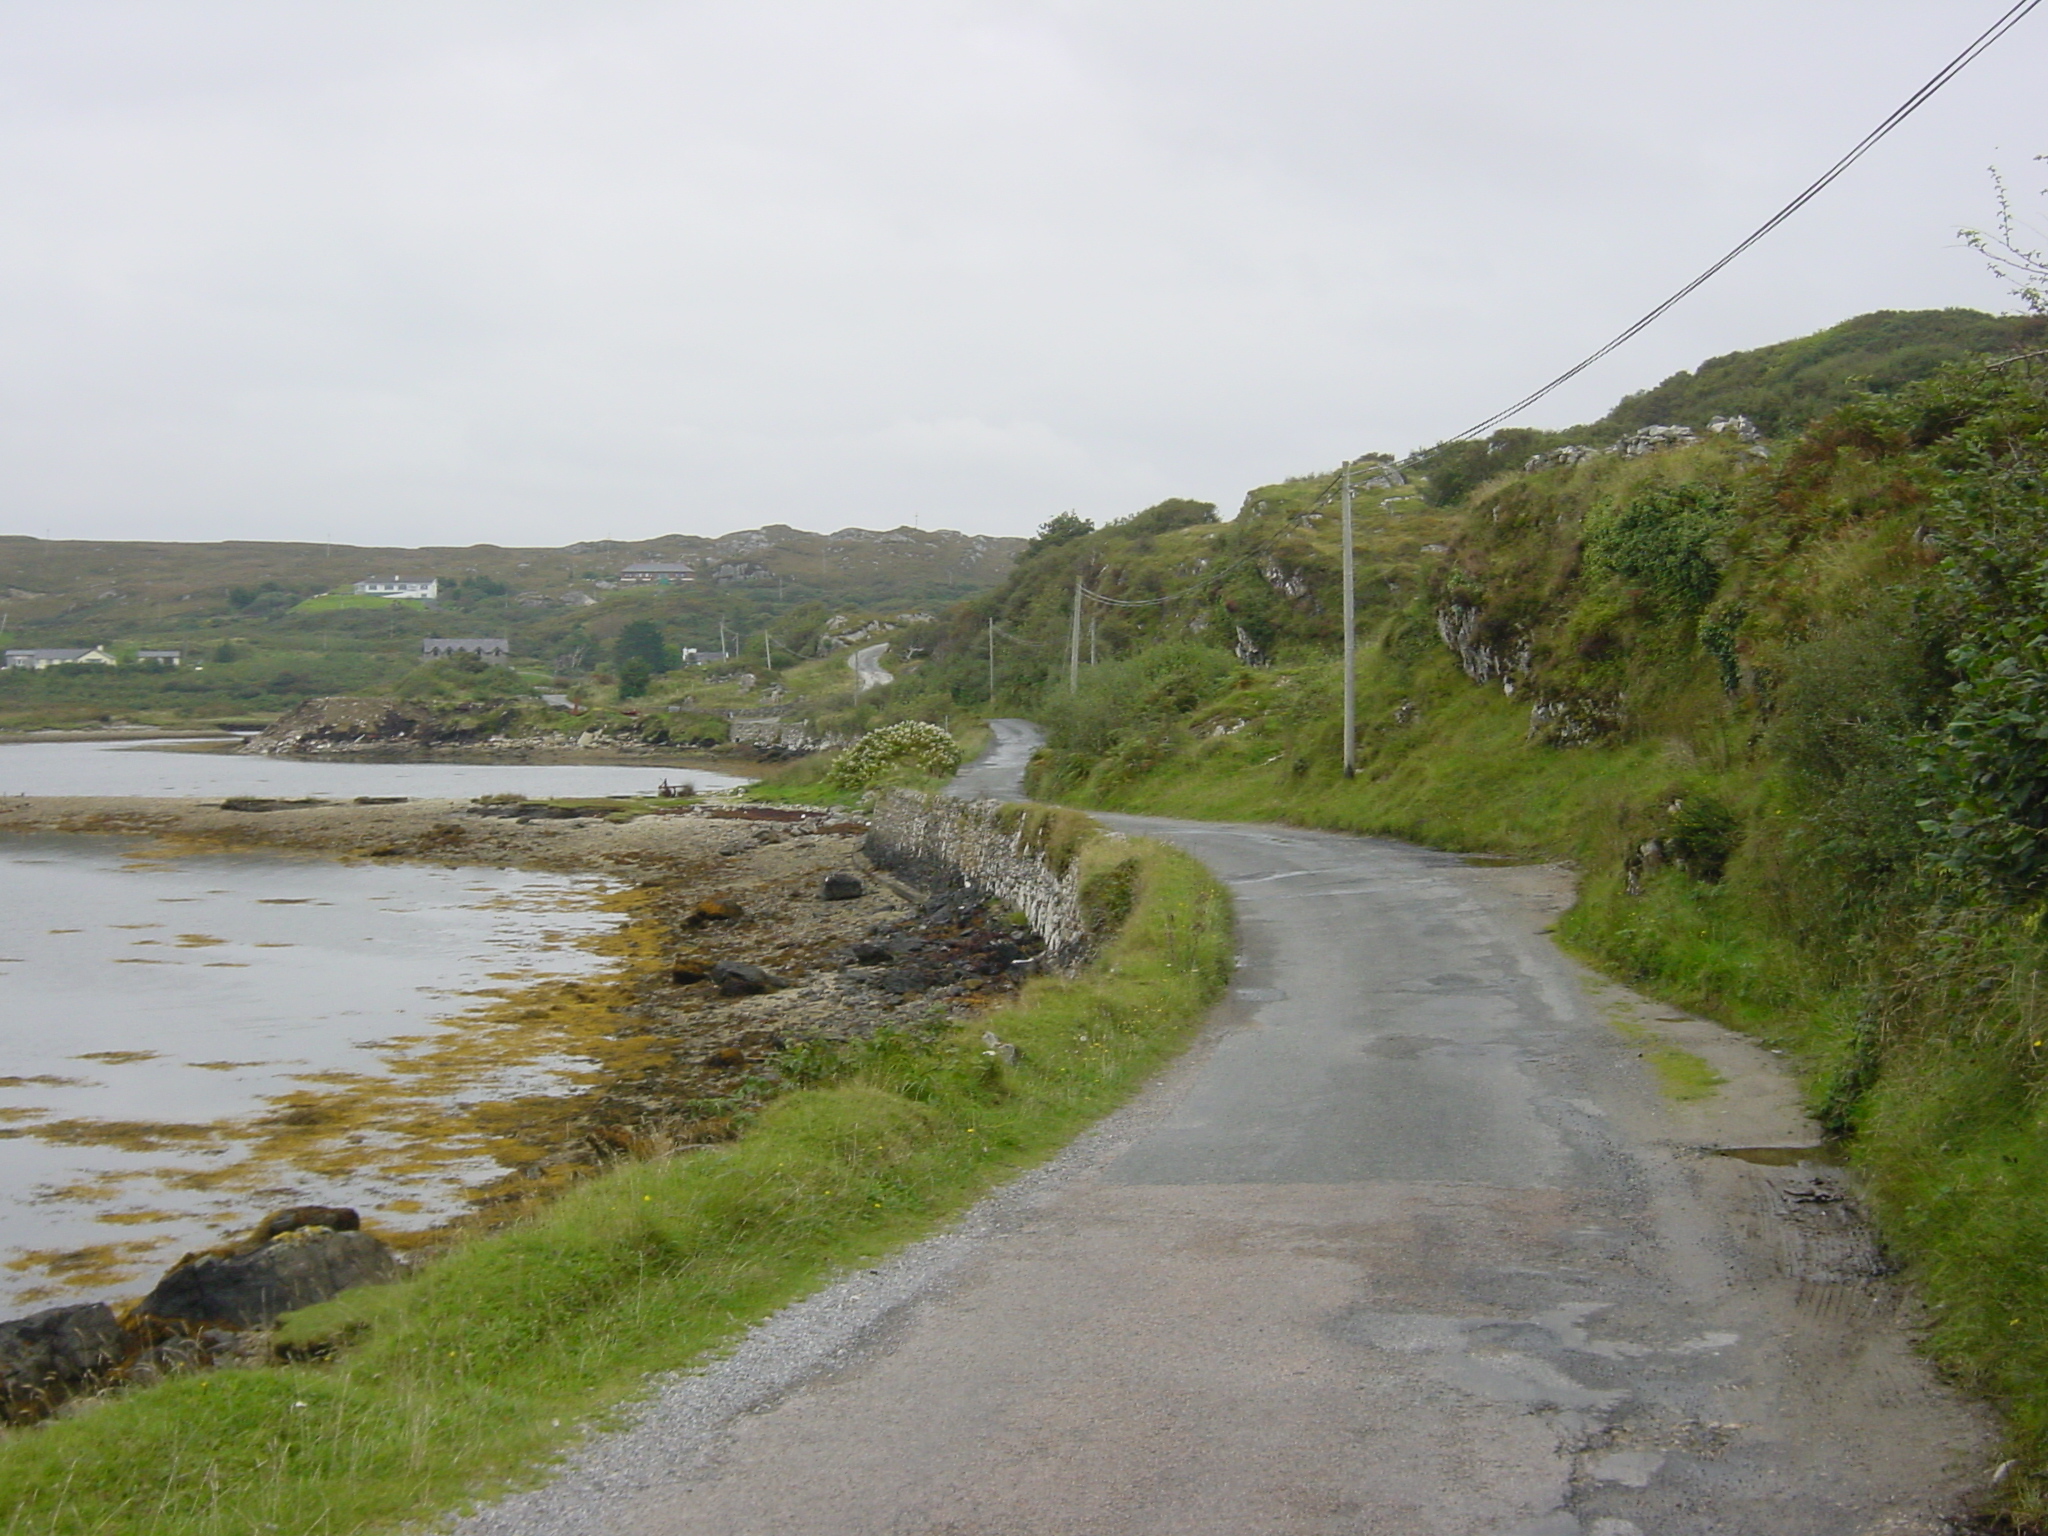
848,642,893,693
943,716,1040,800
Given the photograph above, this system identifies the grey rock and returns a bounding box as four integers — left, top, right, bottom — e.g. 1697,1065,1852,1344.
138,1228,400,1331
0,1303,137,1422
820,871,865,901
1523,444,1599,472
708,960,791,997
1707,413,1763,443
1610,423,1698,458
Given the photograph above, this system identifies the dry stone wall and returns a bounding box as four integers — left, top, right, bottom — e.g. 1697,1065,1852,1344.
864,791,1091,969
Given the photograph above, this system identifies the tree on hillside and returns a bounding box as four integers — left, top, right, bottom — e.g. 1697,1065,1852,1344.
1024,512,1095,557
614,618,669,674
1112,499,1219,537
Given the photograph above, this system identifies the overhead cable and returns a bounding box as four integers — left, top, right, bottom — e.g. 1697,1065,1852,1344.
1444,0,2042,447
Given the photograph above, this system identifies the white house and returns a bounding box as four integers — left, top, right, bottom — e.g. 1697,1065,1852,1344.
353,578,439,601
3,646,117,670
618,562,695,586
136,649,182,667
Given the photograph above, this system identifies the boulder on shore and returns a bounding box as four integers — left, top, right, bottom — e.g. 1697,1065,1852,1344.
137,1228,400,1332
0,1302,137,1423
708,960,791,996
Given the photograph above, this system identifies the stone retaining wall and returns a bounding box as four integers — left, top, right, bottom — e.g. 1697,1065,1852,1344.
863,791,1090,969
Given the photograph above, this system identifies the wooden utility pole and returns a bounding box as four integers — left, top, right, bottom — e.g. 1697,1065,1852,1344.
1341,459,1357,778
987,617,997,703
1068,578,1084,694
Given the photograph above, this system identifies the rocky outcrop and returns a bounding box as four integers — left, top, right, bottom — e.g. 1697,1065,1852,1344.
1524,444,1599,472
1258,558,1313,602
1527,692,1626,747
1435,601,1529,690
244,697,452,754
137,1226,400,1332
728,715,853,754
1611,423,1699,458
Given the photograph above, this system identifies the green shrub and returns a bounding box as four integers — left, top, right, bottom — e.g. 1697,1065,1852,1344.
827,721,961,789
1583,482,1734,613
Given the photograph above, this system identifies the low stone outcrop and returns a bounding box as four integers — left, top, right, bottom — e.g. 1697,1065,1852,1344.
707,960,791,997
137,1227,400,1331
1435,601,1530,690
1610,423,1699,458
0,1303,136,1424
1524,444,1599,472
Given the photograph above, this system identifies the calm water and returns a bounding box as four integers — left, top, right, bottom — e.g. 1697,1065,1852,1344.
0,834,628,1311
0,738,753,799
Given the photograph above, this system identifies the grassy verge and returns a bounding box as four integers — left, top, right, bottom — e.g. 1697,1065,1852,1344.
0,811,1231,1536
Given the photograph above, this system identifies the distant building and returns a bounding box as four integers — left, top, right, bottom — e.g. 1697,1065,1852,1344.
421,637,510,663
3,646,117,670
353,578,439,601
136,649,182,667
678,648,728,665
618,561,696,586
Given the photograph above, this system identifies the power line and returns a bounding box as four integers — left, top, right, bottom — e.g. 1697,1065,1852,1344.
1445,0,2042,447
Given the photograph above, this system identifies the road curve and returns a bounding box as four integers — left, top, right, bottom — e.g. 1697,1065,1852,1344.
848,642,893,693
458,729,1988,1536
944,715,1040,801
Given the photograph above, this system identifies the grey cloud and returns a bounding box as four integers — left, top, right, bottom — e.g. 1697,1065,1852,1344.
0,1,2034,546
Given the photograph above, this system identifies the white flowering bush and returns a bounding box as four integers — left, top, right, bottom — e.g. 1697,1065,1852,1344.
828,720,961,790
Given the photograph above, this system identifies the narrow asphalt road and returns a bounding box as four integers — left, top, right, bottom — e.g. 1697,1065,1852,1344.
461,724,1987,1536
849,642,894,694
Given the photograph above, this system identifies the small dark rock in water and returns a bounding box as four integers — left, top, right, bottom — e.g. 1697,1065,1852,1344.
250,1205,360,1245
352,796,409,805
671,952,715,984
820,871,865,901
708,960,788,996
705,1045,749,1069
220,796,327,813
138,1229,400,1331
684,898,745,928
0,1303,137,1424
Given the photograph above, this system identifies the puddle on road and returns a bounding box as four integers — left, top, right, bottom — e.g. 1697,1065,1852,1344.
1714,1144,1848,1167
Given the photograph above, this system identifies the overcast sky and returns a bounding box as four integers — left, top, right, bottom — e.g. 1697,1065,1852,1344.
1,2,2040,548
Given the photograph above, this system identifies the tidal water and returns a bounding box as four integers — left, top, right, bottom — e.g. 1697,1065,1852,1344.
0,737,753,799
0,833,628,1311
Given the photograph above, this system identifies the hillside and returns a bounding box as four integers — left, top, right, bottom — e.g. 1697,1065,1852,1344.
0,524,1023,730
1413,306,2044,507
878,308,2048,1519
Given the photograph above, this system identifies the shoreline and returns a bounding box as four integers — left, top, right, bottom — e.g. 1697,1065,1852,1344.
0,794,1031,1311
0,730,770,775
